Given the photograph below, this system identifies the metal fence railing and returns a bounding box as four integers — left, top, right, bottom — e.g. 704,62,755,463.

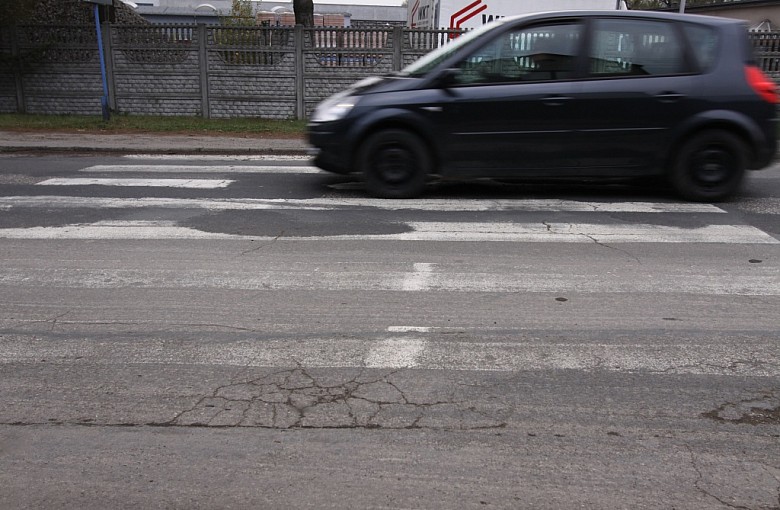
752,32,780,77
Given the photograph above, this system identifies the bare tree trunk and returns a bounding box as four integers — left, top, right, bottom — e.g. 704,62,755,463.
293,0,314,27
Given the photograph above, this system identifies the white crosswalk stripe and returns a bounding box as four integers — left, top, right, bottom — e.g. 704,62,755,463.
79,165,321,174
0,195,727,213
122,154,310,161
38,178,234,188
0,263,777,294
1,333,778,376
0,219,776,244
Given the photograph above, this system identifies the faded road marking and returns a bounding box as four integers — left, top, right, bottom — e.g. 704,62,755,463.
364,338,428,368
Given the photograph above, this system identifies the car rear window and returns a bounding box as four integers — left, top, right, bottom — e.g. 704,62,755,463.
681,23,719,71
588,19,688,77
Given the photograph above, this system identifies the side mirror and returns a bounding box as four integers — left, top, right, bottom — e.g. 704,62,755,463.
434,68,461,89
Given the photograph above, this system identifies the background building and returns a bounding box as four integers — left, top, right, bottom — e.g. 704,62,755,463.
135,0,406,26
659,0,779,31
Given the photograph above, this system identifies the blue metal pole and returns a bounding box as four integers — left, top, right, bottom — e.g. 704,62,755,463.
94,3,110,120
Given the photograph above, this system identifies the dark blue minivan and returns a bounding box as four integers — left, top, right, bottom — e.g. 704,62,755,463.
308,11,778,201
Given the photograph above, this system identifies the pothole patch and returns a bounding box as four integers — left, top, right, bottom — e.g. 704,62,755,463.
702,395,780,425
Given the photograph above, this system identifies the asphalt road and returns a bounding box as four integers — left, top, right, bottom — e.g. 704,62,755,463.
1,153,779,509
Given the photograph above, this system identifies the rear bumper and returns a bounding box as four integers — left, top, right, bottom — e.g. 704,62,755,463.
752,145,777,169
752,116,779,169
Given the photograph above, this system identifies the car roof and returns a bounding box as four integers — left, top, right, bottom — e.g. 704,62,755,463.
498,10,742,27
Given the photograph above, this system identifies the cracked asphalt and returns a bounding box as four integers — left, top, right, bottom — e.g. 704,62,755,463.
164,366,505,430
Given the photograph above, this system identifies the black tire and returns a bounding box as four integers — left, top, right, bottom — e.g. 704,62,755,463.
359,129,430,199
668,130,747,202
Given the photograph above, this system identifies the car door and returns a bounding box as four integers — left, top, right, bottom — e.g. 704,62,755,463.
575,18,697,174
436,20,585,179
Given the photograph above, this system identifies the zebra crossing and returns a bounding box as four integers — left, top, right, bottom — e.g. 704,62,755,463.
1,158,778,244
2,157,779,378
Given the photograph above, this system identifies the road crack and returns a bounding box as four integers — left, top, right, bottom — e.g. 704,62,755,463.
160,366,506,430
240,230,285,255
581,233,641,264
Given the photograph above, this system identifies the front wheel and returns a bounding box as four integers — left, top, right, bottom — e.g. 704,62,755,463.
668,130,747,202
359,129,430,199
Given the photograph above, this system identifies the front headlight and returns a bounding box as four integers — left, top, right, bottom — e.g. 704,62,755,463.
311,95,358,123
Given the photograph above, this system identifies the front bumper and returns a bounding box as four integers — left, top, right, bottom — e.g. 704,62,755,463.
307,123,352,175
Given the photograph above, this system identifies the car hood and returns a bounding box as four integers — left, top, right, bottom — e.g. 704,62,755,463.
346,74,422,96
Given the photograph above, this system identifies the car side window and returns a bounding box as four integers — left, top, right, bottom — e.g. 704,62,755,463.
681,23,719,72
589,19,688,77
454,22,583,85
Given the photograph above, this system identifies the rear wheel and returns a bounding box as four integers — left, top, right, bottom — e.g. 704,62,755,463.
669,130,747,202
359,129,430,199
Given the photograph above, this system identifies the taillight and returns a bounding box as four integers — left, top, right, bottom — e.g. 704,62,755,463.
745,65,778,104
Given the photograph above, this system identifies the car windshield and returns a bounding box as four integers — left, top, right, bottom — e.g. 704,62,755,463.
400,20,508,78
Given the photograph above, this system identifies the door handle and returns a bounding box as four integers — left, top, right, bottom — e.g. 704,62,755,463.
655,92,685,103
541,95,573,106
